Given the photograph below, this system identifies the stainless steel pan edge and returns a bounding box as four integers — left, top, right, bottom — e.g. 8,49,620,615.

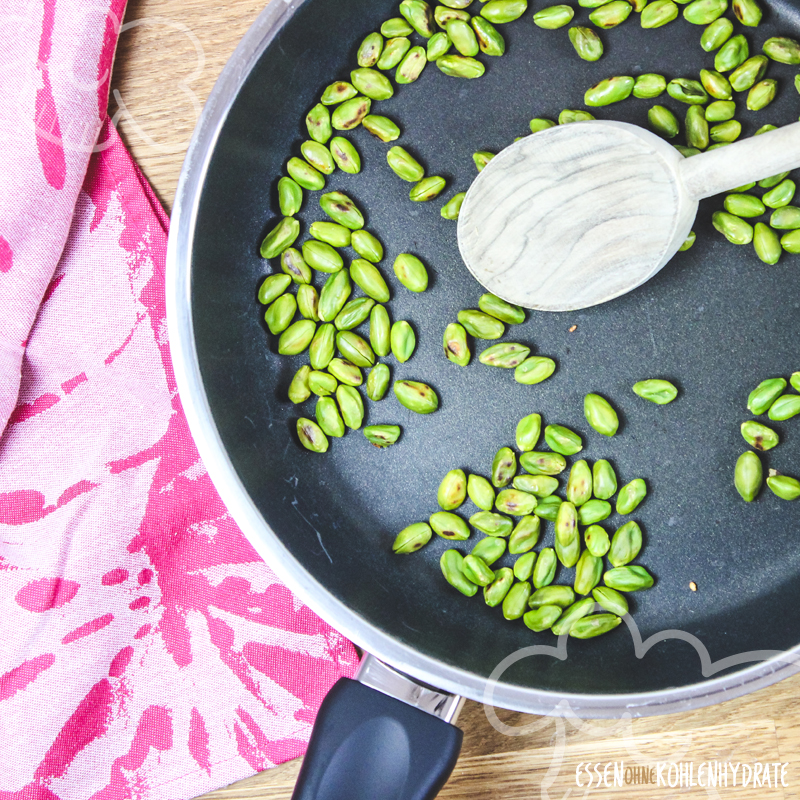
164,0,800,718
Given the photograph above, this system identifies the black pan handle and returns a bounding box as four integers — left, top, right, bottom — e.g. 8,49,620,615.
291,663,463,800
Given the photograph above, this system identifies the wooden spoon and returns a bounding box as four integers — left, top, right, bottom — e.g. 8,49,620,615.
457,120,800,312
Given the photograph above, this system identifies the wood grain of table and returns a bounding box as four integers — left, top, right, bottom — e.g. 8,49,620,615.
109,1,800,797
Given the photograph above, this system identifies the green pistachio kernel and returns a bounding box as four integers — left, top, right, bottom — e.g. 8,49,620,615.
712,211,754,245
767,474,800,501
377,36,412,69
566,459,593,506
393,254,429,292
532,547,557,588
593,460,618,500
633,379,678,403
366,363,391,401
683,0,727,25
753,222,782,265
530,118,557,133
364,424,401,447
544,424,582,456
578,499,612,525
351,230,383,263
585,75,635,106
381,18,414,37
609,520,643,567
288,365,312,404
584,393,619,436
410,175,446,201
589,1,633,28
331,97,371,131
258,273,291,306
480,0,529,24
472,536,507,566
443,322,471,366
747,378,787,415
393,380,438,414
715,34,749,72
640,0,679,28
390,320,416,363
260,216,300,259
747,79,777,111
603,566,655,592
705,100,736,122
735,450,763,502
585,524,611,557
574,550,604,596
436,54,486,78
633,73,667,98
430,511,471,541
771,207,800,230
569,613,623,639
441,192,467,220
648,105,680,139
533,4,575,28
763,36,800,65
458,309,505,340
468,474,495,511
387,146,425,182
701,18,733,52
306,103,332,144
357,33,384,68
551,598,596,636
470,511,513,537
363,115,401,143
593,586,629,616
440,550,478,596
427,31,451,61
297,417,329,453
351,259,390,303
768,395,800,421
515,413,542,452
315,396,345,438
393,522,432,554
508,515,541,553
568,26,604,61
278,177,303,216
559,108,597,123
521,451,567,476
514,357,557,385
483,567,514,607
616,478,647,514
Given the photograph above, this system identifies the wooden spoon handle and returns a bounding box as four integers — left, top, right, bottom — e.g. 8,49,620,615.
679,121,800,201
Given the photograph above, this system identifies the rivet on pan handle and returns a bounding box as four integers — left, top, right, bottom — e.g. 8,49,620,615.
291,655,464,800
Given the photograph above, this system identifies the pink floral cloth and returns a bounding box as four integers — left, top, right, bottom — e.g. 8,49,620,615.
0,3,358,799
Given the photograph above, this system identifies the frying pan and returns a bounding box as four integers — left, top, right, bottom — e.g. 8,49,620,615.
166,0,800,795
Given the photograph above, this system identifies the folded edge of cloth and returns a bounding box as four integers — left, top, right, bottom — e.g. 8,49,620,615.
0,111,358,800
0,0,130,434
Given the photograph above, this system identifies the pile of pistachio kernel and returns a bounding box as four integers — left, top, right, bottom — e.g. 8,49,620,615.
442,292,565,389
735,371,800,502
393,406,664,639
257,0,538,454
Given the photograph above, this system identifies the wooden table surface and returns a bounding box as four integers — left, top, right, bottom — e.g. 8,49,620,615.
110,1,800,797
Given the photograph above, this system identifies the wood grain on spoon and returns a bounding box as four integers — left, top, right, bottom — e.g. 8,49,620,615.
458,120,800,312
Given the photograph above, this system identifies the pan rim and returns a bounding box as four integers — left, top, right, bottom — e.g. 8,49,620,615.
164,0,800,717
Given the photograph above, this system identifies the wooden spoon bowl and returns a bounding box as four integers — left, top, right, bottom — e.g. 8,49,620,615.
458,120,800,312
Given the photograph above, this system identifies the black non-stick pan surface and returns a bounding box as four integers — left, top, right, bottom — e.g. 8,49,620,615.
187,0,800,701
